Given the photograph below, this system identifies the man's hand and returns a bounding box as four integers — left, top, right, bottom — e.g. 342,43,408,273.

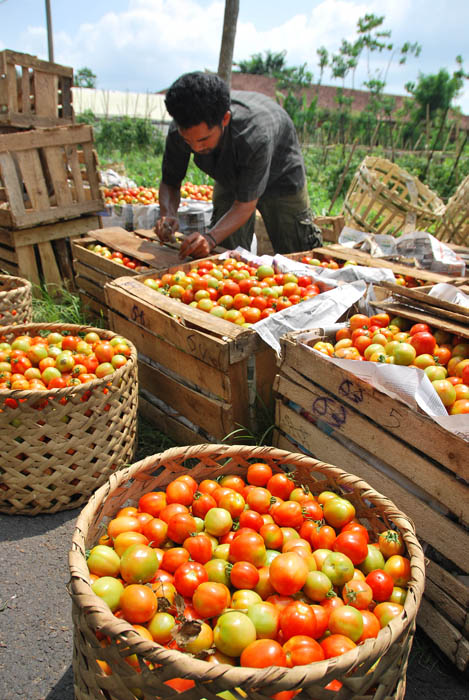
179,232,212,260
155,216,178,243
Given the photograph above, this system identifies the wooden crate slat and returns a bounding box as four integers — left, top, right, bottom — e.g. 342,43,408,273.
274,370,468,527
74,259,113,287
2,50,73,78
274,401,469,574
424,560,469,636
139,394,202,446
33,71,58,118
417,597,469,672
65,145,86,203
80,142,101,198
138,358,232,440
53,237,75,285
13,215,100,247
16,244,40,287
6,63,18,112
279,337,468,481
20,68,32,116
37,240,62,288
0,242,17,263
108,311,232,402
0,125,92,152
59,76,73,119
76,274,106,304
0,152,26,219
15,148,50,211
44,145,74,207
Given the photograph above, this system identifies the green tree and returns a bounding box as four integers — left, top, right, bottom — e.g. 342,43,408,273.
405,57,469,122
234,50,287,76
74,67,97,88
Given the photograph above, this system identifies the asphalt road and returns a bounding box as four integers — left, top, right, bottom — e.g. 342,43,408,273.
0,494,467,700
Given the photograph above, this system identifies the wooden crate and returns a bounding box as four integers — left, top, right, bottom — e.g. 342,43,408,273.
289,244,466,286
0,124,103,229
0,214,101,292
104,268,277,444
273,329,469,670
0,50,74,129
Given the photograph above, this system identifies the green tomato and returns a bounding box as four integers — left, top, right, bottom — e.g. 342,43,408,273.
359,545,386,575
91,576,124,612
87,545,120,578
321,552,355,586
213,611,257,657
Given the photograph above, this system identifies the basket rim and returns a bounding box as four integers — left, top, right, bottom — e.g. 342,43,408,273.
0,322,137,399
0,275,32,296
69,443,426,690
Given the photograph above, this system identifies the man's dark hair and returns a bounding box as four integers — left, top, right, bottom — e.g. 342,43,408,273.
164,72,230,129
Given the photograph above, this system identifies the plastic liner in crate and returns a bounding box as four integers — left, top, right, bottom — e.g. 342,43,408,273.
100,201,213,234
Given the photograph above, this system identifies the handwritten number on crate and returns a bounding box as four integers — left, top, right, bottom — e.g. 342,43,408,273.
131,305,145,325
311,396,347,429
338,379,363,404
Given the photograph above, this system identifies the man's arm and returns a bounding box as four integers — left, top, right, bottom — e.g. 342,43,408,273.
179,198,257,259
155,181,181,242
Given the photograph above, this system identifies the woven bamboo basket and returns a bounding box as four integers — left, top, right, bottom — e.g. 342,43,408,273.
69,443,425,700
434,173,469,245
0,275,33,326
0,322,138,515
343,156,445,236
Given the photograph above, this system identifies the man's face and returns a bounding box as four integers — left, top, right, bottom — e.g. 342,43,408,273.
178,111,231,154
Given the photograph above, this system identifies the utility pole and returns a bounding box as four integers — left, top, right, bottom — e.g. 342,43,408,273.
45,0,54,62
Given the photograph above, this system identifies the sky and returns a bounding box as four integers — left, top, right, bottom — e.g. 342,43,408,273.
1,0,469,114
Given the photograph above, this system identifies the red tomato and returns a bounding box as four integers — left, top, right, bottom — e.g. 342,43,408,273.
159,503,188,524
349,314,370,331
369,313,390,328
378,529,405,557
365,569,395,602
373,601,404,627
271,500,303,529
142,517,168,547
280,600,318,641
246,462,273,486
410,331,436,356
358,610,381,642
310,524,337,550
333,531,368,565
383,555,411,587
161,547,190,573
246,486,272,514
341,579,373,609
166,512,197,543
269,552,308,595
120,543,159,584
240,639,287,668
183,533,213,564
107,515,142,540
173,561,208,598
340,521,370,543
219,474,245,493
192,581,231,618
266,472,295,500
260,522,284,550
229,531,266,567
239,509,264,531
229,561,260,589
320,633,356,658
283,635,325,667
165,479,194,506
119,584,158,623
113,531,149,557
191,492,217,519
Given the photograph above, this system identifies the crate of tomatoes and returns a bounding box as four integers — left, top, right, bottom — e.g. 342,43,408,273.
273,308,469,670
0,323,138,515
69,443,425,700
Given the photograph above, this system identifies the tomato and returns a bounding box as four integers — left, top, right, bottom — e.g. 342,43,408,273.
147,611,176,643
94,342,114,363
240,639,287,668
213,611,257,657
158,502,189,524
239,509,264,531
165,478,194,506
359,545,386,574
358,610,381,642
246,462,273,486
218,490,246,518
280,600,318,641
142,517,168,547
192,581,231,618
166,512,197,543
184,621,214,654
310,524,336,550
174,473,198,494
340,521,370,543
229,560,260,590
119,543,159,584
328,604,364,642
254,566,276,600
173,561,208,597
87,545,120,577
119,584,158,623
272,500,303,528
229,531,266,567
113,531,149,557
269,552,308,595
365,568,395,602
303,570,333,602
267,472,295,500
369,313,390,328
450,399,469,414
260,522,284,550
378,529,405,558
91,576,125,612
183,533,213,564
204,558,231,586
161,547,190,573
204,507,233,536
320,633,356,658
322,497,355,529
246,486,272,514
321,552,355,586
341,579,373,609
191,491,217,519
383,555,411,586
333,531,368,565
246,601,280,638
410,331,436,356
373,601,404,627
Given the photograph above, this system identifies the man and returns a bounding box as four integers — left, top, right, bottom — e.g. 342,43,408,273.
155,71,322,259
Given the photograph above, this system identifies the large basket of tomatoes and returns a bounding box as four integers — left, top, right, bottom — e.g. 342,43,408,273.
0,323,138,515
0,275,33,326
69,443,425,700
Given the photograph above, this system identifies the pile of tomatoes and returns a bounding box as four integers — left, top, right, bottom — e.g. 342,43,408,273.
103,182,213,206
87,463,412,696
0,330,132,408
85,243,147,272
142,258,322,325
313,312,469,415
300,255,426,288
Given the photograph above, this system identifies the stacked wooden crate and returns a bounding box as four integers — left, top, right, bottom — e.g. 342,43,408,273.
0,51,103,291
104,265,277,445
273,302,469,671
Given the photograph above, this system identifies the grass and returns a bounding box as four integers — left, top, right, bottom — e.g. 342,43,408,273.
31,285,103,326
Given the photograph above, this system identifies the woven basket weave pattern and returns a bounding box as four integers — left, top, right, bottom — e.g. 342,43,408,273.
434,174,469,245
0,275,33,326
343,156,445,236
0,323,138,515
69,444,425,700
